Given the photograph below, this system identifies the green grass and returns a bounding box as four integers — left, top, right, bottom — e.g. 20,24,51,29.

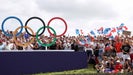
33,64,97,75
33,64,133,75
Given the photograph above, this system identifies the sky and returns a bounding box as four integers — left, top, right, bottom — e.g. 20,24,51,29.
0,0,133,36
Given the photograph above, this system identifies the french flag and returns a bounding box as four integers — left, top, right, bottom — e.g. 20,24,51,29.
117,23,125,32
109,36,114,40
117,26,123,30
123,26,128,30
78,39,85,45
116,26,123,33
120,23,124,27
117,23,128,33
97,27,103,34
106,32,112,38
111,28,116,33
90,30,96,38
90,30,95,36
103,28,111,34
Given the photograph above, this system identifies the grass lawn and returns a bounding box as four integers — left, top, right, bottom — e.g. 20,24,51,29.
34,64,97,75
33,64,133,75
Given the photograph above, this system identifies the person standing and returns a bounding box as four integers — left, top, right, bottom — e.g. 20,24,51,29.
130,41,133,63
0,40,5,50
122,40,131,61
115,39,123,58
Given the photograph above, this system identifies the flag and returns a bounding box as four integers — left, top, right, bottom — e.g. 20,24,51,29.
117,27,122,30
117,23,125,33
76,29,80,35
106,32,112,37
80,40,85,45
78,39,85,45
97,27,103,34
120,23,124,27
85,36,91,43
116,27,123,33
90,30,95,36
123,26,128,30
111,28,116,33
109,36,114,40
103,28,111,34
24,33,29,39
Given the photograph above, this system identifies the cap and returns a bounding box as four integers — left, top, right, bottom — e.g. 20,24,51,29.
116,60,120,63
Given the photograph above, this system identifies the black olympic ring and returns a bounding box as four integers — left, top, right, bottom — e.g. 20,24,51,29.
25,17,46,37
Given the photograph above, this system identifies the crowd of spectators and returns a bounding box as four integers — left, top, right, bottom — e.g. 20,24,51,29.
85,34,133,73
0,30,82,50
0,30,133,73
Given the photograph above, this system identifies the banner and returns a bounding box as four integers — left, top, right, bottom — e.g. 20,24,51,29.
122,30,131,36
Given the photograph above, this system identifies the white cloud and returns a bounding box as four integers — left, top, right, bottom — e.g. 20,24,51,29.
36,0,118,20
0,0,133,36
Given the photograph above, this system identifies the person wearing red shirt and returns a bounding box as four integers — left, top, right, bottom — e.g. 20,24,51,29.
115,39,123,58
112,60,123,73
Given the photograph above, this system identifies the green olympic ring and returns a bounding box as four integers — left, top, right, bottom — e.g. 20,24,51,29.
36,26,56,47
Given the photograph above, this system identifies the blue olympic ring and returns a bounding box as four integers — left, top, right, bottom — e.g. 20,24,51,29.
1,16,23,36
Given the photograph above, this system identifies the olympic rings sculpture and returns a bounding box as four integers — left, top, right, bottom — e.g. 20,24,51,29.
1,16,68,47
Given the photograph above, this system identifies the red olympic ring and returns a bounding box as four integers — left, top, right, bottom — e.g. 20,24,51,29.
47,17,68,37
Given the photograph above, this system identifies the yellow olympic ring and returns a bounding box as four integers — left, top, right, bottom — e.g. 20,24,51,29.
13,26,35,47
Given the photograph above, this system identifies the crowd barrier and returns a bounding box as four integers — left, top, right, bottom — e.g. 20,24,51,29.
0,50,88,75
